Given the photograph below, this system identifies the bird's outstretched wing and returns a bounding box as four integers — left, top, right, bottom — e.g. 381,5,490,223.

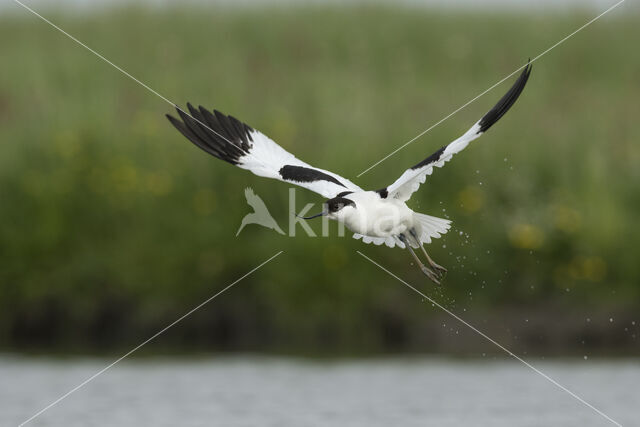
166,104,362,199
381,63,532,203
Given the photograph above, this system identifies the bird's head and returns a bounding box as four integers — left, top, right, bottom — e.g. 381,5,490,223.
298,196,356,221
326,196,357,220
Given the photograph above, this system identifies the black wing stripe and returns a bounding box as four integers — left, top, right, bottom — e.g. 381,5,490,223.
477,62,532,134
337,191,354,197
408,62,531,172
279,165,347,188
410,145,446,171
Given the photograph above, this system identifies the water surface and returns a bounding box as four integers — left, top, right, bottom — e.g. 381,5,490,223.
1,356,637,426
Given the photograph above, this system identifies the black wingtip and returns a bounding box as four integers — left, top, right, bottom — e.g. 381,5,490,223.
477,61,532,134
166,103,257,165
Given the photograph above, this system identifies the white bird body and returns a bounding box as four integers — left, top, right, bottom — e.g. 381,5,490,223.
166,63,532,282
331,191,413,237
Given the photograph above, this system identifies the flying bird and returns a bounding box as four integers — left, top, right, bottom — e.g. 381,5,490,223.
166,63,532,284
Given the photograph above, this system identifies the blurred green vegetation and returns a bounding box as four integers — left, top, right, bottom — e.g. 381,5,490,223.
0,5,639,355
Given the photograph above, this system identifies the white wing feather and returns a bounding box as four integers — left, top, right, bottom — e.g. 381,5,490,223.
167,104,362,199
385,63,532,203
386,123,481,202
238,130,362,198
353,233,405,248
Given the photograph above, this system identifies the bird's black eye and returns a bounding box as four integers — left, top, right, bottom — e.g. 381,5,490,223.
326,197,354,213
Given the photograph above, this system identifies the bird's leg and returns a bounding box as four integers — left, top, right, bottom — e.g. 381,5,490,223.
409,228,447,279
423,250,447,277
399,234,441,285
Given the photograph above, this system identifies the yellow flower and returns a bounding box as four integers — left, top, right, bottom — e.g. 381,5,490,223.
508,223,544,249
563,256,607,282
458,186,484,214
551,205,582,233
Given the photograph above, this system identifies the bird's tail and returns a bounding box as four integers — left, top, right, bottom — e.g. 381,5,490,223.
412,212,452,246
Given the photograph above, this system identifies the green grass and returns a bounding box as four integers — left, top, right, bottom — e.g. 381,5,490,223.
1,5,639,355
